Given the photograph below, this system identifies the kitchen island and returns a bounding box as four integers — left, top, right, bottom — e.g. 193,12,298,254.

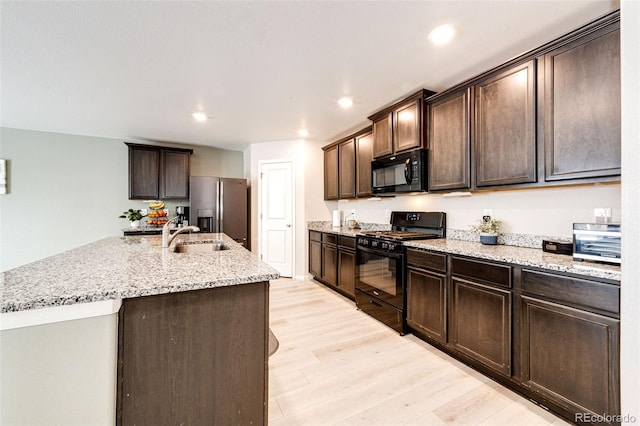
1,233,279,425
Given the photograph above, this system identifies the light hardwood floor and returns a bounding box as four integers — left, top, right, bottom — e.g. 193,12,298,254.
268,278,570,426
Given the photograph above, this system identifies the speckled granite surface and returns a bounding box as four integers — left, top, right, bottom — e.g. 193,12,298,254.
307,221,390,236
308,222,620,282
445,229,572,249
1,233,280,313
404,239,620,282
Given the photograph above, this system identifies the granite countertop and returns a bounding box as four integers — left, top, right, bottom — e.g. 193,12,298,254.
1,233,280,313
404,239,621,282
308,223,620,282
307,222,390,236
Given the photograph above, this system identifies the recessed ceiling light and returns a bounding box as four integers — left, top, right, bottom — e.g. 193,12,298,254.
192,112,208,122
338,96,354,109
428,24,456,46
298,129,309,137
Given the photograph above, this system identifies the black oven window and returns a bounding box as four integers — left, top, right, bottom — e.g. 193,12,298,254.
358,252,398,296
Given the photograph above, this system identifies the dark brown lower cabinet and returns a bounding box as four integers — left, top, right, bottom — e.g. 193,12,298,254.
309,231,356,300
321,243,338,286
520,295,620,420
405,247,620,424
406,267,447,344
336,236,356,298
309,231,322,277
338,248,355,298
117,282,269,426
450,277,512,376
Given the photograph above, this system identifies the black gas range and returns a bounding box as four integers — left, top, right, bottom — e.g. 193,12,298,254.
355,212,446,335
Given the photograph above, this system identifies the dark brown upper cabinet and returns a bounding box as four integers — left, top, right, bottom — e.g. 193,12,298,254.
339,139,356,199
541,20,621,182
372,112,393,158
126,143,193,200
356,129,373,197
426,10,619,192
429,59,538,192
475,60,537,187
368,89,436,159
428,88,472,191
323,126,373,200
394,99,422,153
323,144,339,200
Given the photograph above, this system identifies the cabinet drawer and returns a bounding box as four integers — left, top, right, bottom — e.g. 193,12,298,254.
322,233,337,245
338,236,356,250
355,290,404,335
309,231,322,243
451,256,511,288
521,270,620,317
406,249,447,273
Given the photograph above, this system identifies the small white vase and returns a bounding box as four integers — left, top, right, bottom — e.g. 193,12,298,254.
130,220,141,229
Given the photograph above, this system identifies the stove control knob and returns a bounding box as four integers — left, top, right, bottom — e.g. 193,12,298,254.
388,243,396,251
381,242,388,250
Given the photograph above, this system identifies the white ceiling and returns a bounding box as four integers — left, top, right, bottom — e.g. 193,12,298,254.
1,0,619,151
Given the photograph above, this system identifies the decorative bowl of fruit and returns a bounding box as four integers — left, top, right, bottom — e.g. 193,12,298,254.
146,201,168,226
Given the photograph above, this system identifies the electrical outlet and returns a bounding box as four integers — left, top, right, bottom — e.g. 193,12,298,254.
483,209,493,217
384,209,390,219
140,208,148,216
594,208,612,223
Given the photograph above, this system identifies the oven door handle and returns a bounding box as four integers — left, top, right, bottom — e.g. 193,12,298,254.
357,245,404,260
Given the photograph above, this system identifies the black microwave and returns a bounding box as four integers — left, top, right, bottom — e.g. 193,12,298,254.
371,149,427,194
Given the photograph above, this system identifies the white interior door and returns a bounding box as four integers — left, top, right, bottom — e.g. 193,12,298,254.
259,161,294,277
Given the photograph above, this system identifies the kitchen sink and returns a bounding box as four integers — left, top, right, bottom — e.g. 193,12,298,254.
173,240,229,253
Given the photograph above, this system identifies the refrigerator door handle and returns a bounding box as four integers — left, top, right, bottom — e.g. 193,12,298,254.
219,181,224,233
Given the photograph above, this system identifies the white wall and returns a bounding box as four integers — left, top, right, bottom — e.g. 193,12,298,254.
0,128,243,271
304,139,332,222
620,1,639,421
321,183,621,238
1,314,118,425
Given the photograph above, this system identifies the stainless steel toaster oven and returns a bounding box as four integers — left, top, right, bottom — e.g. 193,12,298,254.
573,223,621,265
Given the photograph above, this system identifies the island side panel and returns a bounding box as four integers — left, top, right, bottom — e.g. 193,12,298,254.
116,282,269,426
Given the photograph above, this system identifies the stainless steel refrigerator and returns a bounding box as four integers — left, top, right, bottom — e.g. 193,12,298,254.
189,177,248,247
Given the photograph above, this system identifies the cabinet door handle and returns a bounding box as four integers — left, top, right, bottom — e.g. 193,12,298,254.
404,158,412,184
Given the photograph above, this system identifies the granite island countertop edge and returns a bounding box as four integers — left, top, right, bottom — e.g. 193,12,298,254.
1,233,280,314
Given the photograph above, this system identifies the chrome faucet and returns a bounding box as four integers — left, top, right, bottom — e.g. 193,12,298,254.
162,216,200,248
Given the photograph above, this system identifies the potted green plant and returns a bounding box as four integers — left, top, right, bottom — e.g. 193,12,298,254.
119,209,146,229
470,215,501,245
